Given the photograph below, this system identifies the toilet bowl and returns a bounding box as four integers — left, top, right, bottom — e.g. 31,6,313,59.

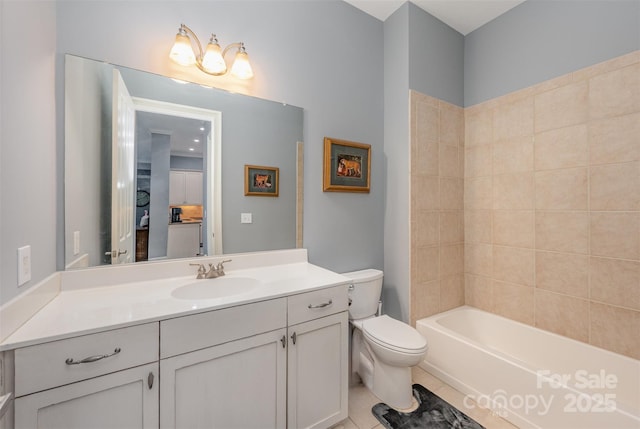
343,269,428,410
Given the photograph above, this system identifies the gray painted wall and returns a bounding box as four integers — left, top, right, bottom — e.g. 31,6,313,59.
408,2,465,107
149,134,171,259
383,4,411,322
1,0,57,304
465,0,640,106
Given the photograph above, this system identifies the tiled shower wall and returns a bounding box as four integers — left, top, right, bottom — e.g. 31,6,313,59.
464,51,640,360
410,92,465,326
410,51,639,359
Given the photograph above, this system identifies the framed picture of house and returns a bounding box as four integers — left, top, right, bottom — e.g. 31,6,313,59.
323,137,371,193
245,165,279,196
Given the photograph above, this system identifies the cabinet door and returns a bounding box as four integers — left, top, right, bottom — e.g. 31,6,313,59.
161,328,287,429
185,171,203,205
169,170,186,205
288,311,348,429
15,362,158,429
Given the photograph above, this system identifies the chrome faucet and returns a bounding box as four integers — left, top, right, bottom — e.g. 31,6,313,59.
205,263,219,279
191,260,232,279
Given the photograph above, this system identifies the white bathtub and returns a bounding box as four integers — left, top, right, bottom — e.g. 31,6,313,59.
416,306,640,429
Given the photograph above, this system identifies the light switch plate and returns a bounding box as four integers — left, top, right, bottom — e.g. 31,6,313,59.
18,245,31,286
241,213,252,224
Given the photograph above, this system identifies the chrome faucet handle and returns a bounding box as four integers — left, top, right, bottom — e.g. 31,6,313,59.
216,259,232,275
189,263,206,279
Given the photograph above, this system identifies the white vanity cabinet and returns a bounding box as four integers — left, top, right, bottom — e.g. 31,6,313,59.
160,285,349,429
160,298,288,429
13,323,159,429
287,287,349,429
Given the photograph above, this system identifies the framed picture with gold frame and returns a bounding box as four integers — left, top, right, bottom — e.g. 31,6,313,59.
323,137,370,193
244,165,279,197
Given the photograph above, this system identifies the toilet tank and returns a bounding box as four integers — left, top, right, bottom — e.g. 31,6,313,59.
342,269,384,320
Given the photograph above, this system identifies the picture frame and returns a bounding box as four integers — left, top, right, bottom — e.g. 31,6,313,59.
244,165,279,197
323,137,371,193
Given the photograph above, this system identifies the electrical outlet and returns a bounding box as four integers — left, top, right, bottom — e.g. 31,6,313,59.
18,245,31,286
74,231,80,255
241,213,252,224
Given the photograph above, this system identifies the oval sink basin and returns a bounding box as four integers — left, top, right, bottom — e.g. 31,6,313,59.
171,277,260,300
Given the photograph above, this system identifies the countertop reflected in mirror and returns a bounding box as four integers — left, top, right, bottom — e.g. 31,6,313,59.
64,54,303,270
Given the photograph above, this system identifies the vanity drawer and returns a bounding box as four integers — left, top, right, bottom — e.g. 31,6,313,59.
15,322,159,397
160,298,287,358
288,285,349,325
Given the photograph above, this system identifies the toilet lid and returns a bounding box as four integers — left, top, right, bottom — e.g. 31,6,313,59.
362,315,428,353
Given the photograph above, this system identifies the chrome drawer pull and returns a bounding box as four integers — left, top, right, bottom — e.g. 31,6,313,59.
65,347,121,365
308,299,332,309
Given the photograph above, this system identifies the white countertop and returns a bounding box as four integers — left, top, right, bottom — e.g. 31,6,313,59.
0,259,350,351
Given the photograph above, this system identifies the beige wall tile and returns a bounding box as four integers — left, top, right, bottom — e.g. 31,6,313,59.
416,246,440,283
413,210,439,247
411,280,440,323
535,290,589,342
590,212,640,260
464,177,493,210
493,97,534,140
493,210,534,248
534,124,588,171
589,63,640,120
440,178,463,210
493,280,534,324
465,243,493,277
439,144,460,178
493,173,534,210
535,251,589,298
412,175,439,211
535,80,588,133
440,104,464,147
589,113,640,165
441,244,464,277
465,144,492,178
465,274,493,312
464,209,492,244
493,246,535,286
536,211,589,254
465,108,492,146
590,302,640,359
412,138,438,176
416,100,439,142
441,275,464,311
590,257,640,310
493,136,534,174
535,168,588,210
440,211,463,244
590,162,640,211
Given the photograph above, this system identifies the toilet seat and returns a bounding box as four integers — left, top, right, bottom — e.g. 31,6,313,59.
362,315,428,355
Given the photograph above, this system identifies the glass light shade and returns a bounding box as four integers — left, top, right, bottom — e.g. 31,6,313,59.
169,33,196,66
230,50,254,80
201,42,227,74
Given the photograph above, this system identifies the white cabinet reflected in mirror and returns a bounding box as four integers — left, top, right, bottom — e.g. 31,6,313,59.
64,54,303,270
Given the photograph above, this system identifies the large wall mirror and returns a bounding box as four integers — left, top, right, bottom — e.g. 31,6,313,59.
64,54,303,270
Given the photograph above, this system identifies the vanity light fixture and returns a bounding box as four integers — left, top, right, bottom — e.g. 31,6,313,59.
169,23,254,79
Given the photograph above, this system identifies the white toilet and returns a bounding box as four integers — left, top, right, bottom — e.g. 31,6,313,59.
343,269,428,410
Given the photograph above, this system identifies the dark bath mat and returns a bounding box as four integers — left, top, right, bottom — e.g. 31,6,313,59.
372,384,486,429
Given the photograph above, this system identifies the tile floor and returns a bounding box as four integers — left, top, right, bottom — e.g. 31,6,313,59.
337,366,519,429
